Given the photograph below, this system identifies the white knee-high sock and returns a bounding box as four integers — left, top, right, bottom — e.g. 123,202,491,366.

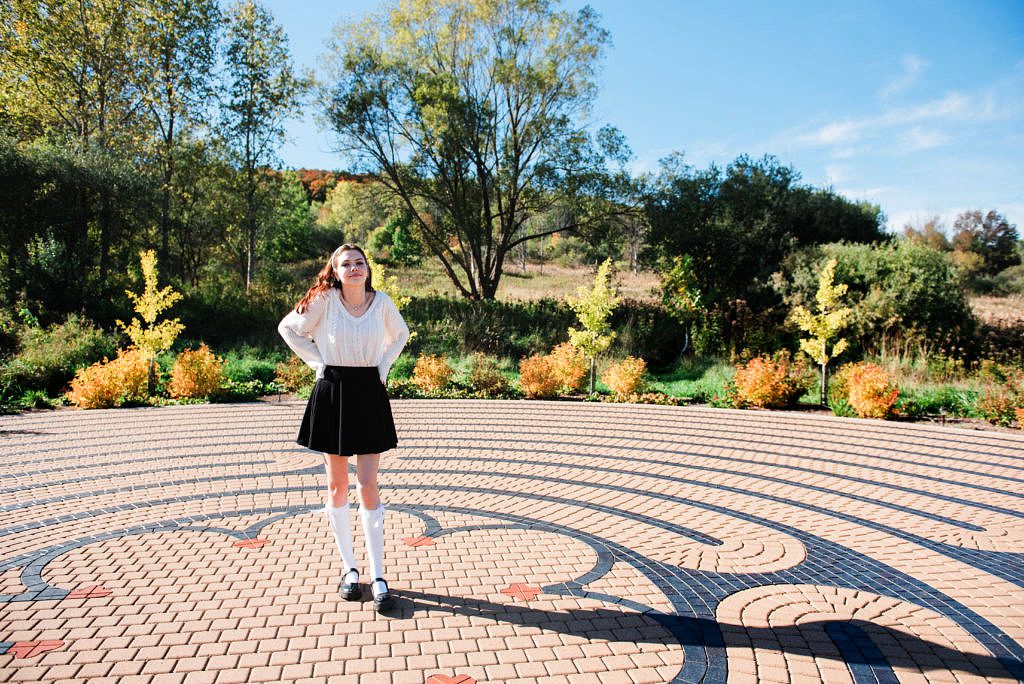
360,505,385,580
324,504,358,572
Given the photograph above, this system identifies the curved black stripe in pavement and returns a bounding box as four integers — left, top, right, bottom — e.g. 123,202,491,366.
407,452,1012,527
0,460,276,498
0,448,1000,533
391,405,1024,452
2,495,1022,681
397,435,1024,500
395,422,1024,477
826,621,900,684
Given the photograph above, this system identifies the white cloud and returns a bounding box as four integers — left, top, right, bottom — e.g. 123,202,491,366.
899,126,951,151
784,90,1004,157
880,54,925,98
824,164,847,185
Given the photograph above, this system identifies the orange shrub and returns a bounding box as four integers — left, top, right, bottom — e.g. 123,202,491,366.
548,342,588,393
733,352,810,409
67,348,151,409
1016,408,1024,429
169,344,224,399
469,353,509,396
275,355,315,393
977,368,1024,427
845,362,899,419
601,356,647,398
412,353,454,392
518,354,560,399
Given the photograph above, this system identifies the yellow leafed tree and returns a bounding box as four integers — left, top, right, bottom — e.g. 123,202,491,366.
568,258,621,394
791,257,851,406
117,250,185,391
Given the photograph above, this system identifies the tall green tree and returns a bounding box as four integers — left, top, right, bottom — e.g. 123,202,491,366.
1,0,149,284
220,0,305,290
322,0,620,299
138,0,220,265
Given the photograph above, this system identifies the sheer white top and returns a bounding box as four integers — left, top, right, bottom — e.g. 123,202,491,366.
277,289,410,383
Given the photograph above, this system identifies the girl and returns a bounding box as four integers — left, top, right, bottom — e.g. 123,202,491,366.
278,244,410,612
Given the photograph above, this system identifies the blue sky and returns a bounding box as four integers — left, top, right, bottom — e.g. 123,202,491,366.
263,0,1024,232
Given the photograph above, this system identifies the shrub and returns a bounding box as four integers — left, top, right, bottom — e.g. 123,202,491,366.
222,355,279,385
469,353,509,396
1,314,116,397
844,362,900,419
275,356,315,394
827,364,856,417
412,353,454,392
977,368,1024,427
67,349,151,409
518,354,560,399
601,391,685,406
169,345,225,399
732,351,811,408
601,356,648,398
548,342,588,393
1016,408,1024,429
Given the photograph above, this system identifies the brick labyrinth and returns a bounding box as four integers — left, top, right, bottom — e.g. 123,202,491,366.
1,400,1023,683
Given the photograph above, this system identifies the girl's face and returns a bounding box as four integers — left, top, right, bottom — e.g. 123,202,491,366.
334,249,368,285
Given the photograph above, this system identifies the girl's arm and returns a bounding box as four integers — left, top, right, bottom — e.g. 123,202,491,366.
377,294,410,384
278,293,328,378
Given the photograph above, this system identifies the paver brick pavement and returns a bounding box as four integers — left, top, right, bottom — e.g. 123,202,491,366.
1,400,1023,682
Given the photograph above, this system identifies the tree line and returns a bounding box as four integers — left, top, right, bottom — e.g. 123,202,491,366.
2,0,1019,360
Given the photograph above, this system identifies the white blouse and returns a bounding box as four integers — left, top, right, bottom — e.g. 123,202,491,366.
278,289,410,383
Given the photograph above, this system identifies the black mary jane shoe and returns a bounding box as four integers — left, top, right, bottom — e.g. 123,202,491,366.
339,568,361,601
371,578,394,612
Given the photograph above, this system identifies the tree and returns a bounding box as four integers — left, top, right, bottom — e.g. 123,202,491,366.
791,258,851,406
117,250,185,392
322,0,619,299
951,210,1020,277
902,215,951,251
317,179,393,246
568,258,620,393
646,153,885,310
221,0,305,290
2,0,148,284
660,254,704,359
137,0,221,265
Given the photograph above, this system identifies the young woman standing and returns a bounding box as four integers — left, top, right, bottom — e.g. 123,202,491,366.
278,244,409,612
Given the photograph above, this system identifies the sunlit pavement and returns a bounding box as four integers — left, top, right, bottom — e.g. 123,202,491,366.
1,400,1023,683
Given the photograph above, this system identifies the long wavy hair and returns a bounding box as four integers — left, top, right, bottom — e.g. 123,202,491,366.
295,244,374,314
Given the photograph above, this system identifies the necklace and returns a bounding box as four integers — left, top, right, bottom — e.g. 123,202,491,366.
341,291,370,313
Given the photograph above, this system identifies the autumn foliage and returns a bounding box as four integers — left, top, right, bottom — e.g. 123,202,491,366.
842,362,900,419
732,352,810,409
168,345,224,399
518,354,560,399
977,367,1024,427
67,349,151,409
412,354,454,392
601,356,647,398
469,353,509,396
548,342,588,393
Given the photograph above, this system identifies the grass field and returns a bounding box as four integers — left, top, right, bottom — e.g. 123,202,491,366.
391,260,661,302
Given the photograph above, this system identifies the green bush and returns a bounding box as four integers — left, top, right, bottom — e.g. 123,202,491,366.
223,355,279,385
779,240,975,359
402,295,686,365
0,314,116,397
896,386,979,419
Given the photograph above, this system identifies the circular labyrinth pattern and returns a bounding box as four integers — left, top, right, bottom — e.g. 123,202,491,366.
0,399,1022,684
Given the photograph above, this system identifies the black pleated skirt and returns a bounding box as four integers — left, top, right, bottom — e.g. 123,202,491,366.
297,366,398,456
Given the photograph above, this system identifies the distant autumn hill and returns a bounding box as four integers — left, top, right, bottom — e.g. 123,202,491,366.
296,169,374,204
